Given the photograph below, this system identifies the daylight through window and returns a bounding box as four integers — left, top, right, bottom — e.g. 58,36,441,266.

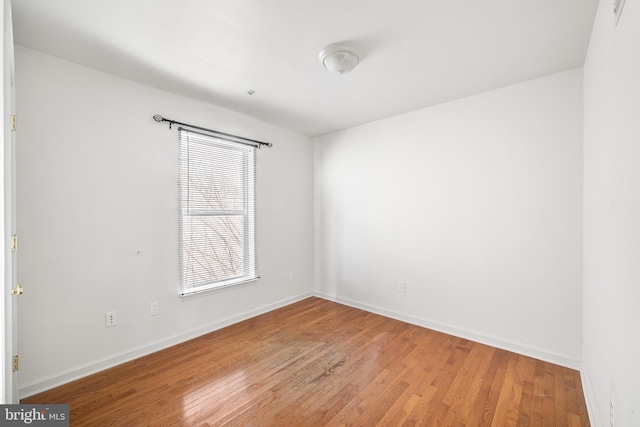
178,129,258,295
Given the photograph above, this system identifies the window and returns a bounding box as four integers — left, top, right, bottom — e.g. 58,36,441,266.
178,129,258,295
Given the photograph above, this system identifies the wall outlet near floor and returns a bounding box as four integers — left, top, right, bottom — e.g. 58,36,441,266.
150,302,159,316
289,271,294,281
106,311,117,327
398,281,405,292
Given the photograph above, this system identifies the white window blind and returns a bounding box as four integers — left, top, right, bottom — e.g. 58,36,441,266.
178,129,258,295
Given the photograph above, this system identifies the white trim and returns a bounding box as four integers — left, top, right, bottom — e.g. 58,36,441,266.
1,0,16,404
19,292,313,399
315,291,582,370
580,358,600,427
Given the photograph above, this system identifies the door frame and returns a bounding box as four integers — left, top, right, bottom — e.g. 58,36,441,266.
1,0,16,404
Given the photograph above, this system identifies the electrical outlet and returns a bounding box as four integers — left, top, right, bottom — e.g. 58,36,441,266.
289,271,294,281
398,281,405,292
150,302,159,316
106,311,117,327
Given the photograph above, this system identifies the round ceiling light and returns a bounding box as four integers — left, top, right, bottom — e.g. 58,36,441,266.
318,42,361,75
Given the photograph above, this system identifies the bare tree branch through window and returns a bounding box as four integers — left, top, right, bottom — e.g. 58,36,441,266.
178,130,257,295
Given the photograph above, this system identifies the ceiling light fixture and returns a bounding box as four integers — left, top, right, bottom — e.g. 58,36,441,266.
318,42,361,75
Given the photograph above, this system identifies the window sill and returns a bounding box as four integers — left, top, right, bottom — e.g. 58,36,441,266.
179,276,260,297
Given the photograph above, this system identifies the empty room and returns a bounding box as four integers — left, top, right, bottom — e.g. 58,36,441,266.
1,0,639,426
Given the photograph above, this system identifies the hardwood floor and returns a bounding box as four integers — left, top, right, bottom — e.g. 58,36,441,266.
23,297,590,426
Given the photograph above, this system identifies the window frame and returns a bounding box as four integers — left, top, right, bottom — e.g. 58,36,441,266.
178,129,258,296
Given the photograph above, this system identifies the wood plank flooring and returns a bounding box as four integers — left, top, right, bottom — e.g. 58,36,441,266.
22,297,590,426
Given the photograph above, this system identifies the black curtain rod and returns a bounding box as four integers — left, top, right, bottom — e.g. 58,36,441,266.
153,114,273,148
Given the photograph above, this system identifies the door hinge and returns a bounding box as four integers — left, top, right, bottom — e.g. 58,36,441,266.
11,115,16,131
12,355,18,372
11,283,23,296
11,234,17,252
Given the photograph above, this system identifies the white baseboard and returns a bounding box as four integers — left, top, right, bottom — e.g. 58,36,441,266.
580,359,600,427
22,291,583,401
315,291,582,370
19,292,314,399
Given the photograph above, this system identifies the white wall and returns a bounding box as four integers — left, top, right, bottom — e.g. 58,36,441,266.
15,47,314,397
582,0,640,425
315,69,583,368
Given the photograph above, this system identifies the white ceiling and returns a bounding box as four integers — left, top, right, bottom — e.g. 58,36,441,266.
12,0,599,137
